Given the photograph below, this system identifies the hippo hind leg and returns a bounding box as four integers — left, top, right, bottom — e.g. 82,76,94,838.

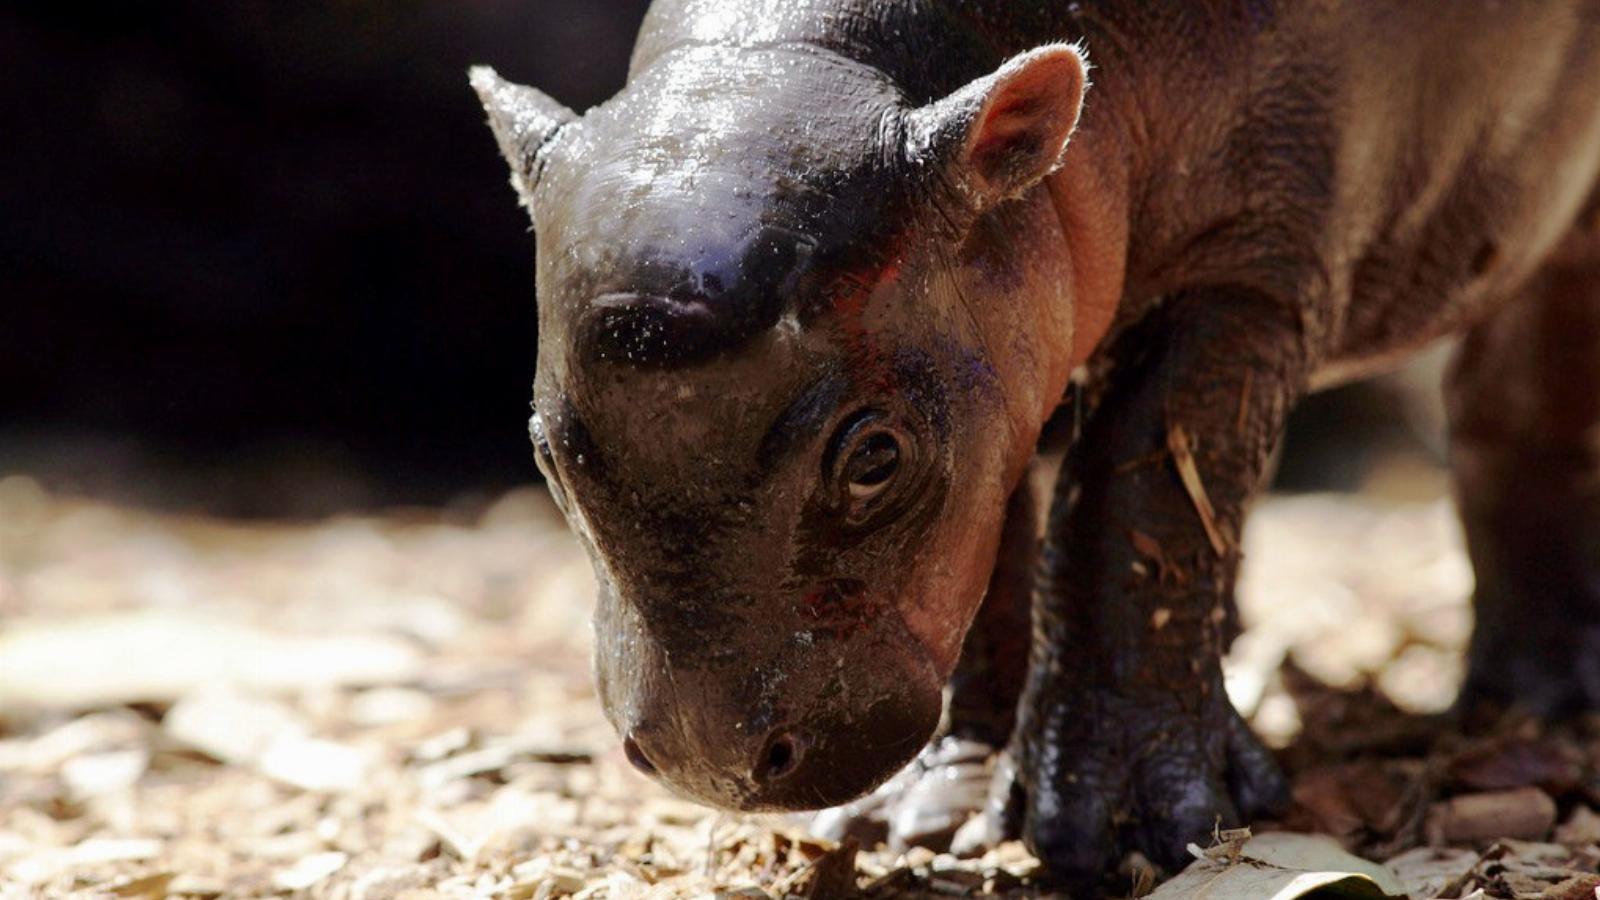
1449,225,1600,719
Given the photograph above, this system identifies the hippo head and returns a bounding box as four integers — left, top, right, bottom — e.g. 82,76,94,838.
474,41,1086,811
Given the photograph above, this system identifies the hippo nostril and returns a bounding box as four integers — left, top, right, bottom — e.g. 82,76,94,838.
755,730,807,783
622,734,657,776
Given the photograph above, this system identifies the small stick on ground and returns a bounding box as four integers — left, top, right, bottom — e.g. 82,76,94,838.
1167,423,1230,555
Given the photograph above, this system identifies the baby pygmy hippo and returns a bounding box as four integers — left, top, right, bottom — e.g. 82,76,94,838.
474,0,1600,886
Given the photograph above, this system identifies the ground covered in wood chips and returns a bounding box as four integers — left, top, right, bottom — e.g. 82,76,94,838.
4,472,1600,899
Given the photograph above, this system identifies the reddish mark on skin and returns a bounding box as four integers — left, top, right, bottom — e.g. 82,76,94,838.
831,256,904,394
798,579,875,641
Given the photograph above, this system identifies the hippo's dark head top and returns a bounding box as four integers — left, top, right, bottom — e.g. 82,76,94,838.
473,32,1086,811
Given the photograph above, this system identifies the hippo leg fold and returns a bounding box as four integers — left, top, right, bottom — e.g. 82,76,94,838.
808,480,1039,851
995,292,1302,887
1449,236,1600,720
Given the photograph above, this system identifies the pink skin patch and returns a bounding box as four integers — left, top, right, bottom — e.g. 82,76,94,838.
797,580,877,642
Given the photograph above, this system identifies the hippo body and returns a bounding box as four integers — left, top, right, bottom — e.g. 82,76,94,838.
476,0,1600,886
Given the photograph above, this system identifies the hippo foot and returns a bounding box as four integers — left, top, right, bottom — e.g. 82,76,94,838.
805,735,995,852
987,685,1289,889
1458,618,1600,721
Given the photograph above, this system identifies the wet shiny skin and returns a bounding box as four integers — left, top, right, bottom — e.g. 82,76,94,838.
478,38,1084,812
477,0,1600,885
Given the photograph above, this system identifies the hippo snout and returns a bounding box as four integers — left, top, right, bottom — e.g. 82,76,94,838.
595,588,946,811
617,685,942,811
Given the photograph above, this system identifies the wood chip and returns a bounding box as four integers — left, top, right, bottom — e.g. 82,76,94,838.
801,838,860,899
1428,788,1558,844
107,872,178,898
1556,806,1600,845
259,736,368,793
8,838,163,884
1130,529,1189,585
61,748,149,798
0,611,422,709
164,688,310,765
274,851,349,891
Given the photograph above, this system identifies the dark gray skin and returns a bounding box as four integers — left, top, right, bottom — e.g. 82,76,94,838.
475,0,1600,887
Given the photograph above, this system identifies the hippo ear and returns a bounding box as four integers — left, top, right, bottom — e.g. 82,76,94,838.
470,66,579,207
907,44,1088,213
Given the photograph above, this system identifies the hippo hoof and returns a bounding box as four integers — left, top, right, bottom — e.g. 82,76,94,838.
993,688,1288,888
805,735,996,852
1457,620,1600,721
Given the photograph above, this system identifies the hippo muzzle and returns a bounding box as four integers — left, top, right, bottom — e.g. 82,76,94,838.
592,574,945,811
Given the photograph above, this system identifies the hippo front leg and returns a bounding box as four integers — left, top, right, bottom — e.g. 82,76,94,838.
995,292,1300,885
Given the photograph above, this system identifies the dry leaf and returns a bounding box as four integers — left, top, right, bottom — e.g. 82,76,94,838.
1154,833,1407,900
1447,738,1581,796
1383,846,1480,899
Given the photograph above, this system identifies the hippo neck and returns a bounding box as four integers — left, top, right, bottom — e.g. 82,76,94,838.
1045,131,1132,377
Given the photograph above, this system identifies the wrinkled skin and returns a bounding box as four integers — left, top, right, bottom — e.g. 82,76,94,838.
478,32,1088,812
476,0,1600,888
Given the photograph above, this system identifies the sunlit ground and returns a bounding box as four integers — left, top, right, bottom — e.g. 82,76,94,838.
2,462,1584,898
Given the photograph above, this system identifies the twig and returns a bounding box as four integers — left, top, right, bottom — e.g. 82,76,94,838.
1167,423,1229,555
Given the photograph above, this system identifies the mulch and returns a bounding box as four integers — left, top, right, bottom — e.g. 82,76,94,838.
2,476,1598,898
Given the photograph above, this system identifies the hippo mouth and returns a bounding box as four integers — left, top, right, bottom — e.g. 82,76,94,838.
601,612,948,814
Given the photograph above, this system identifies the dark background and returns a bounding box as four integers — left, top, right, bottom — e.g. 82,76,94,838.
1,1,652,513
0,1,1434,516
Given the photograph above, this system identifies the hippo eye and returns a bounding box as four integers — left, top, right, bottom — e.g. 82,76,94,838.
845,432,901,499
827,413,911,515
